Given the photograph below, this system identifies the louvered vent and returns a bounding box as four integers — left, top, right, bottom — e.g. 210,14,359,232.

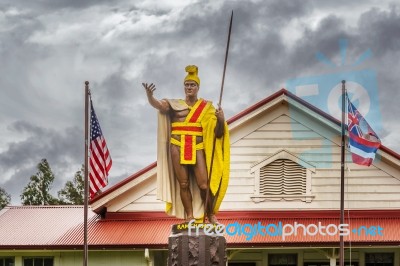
259,159,306,196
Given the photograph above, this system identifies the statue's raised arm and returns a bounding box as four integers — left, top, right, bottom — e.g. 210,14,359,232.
142,82,170,113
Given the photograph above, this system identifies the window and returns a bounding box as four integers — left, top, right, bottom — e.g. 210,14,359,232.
228,263,256,266
365,253,394,266
304,262,358,266
0,257,14,266
250,150,315,203
269,254,297,266
23,258,53,266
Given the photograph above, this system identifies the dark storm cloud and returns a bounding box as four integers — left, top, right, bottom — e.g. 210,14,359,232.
97,72,132,104
2,167,37,204
354,5,400,146
0,121,83,204
358,6,400,55
134,0,314,113
0,8,55,125
0,0,113,11
0,121,82,168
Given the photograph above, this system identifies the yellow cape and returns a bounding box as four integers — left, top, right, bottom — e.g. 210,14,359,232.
156,99,230,220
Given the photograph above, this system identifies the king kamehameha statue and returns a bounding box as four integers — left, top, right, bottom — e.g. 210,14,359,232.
142,65,230,224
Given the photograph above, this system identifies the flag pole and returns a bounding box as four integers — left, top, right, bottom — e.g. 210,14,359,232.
203,11,233,223
84,81,90,266
340,80,346,266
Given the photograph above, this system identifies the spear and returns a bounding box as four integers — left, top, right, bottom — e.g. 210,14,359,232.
204,11,233,223
218,10,233,107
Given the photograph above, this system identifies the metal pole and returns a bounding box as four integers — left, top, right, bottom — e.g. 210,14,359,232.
340,80,346,266
84,81,90,266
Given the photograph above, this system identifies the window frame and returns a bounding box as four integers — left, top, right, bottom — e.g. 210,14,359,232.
0,257,15,266
23,257,54,266
365,252,394,266
268,253,298,266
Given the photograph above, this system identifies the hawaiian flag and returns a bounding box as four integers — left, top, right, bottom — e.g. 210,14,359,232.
89,100,112,198
347,95,381,166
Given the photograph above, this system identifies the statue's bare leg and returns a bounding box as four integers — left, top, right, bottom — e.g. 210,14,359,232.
194,150,218,224
171,144,194,221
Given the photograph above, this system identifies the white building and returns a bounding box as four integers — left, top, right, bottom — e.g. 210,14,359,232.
1,89,399,266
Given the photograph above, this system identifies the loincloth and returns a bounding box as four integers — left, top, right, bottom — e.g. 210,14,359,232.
171,121,204,164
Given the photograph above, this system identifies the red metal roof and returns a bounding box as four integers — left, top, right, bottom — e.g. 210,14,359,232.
0,206,98,248
1,207,400,249
91,88,400,205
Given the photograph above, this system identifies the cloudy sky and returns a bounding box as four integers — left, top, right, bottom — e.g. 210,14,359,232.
1,0,399,204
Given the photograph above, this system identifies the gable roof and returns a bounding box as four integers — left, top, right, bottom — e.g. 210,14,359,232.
91,88,400,207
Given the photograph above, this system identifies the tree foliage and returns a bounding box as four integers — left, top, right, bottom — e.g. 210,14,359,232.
20,159,86,206
58,165,84,205
21,159,59,205
0,187,11,210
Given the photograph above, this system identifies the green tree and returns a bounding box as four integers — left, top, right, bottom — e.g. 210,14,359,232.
0,187,11,210
58,165,84,205
21,158,59,205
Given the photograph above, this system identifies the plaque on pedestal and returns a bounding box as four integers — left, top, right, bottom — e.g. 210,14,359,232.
168,222,227,266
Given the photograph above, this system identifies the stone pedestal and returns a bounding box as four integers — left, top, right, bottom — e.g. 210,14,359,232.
168,223,227,266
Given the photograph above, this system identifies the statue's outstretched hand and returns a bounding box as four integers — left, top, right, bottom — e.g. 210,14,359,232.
142,82,169,112
142,83,156,98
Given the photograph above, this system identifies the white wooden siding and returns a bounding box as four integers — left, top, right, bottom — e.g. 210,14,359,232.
220,104,400,211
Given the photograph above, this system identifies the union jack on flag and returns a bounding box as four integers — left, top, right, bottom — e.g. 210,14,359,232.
347,95,381,166
89,100,112,198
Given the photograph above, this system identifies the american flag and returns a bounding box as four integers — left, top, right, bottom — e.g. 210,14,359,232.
347,94,381,166
89,100,112,198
